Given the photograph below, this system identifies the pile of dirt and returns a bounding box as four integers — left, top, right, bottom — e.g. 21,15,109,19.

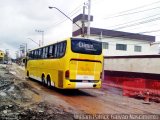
0,80,75,119
0,104,23,119
0,65,75,120
0,102,74,120
19,102,74,120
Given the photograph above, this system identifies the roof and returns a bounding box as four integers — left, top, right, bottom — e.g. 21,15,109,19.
72,27,155,42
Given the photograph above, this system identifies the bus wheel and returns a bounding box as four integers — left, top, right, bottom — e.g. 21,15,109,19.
47,76,51,88
27,71,29,78
42,75,45,86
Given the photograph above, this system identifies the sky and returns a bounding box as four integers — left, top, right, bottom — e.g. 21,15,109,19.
0,0,160,58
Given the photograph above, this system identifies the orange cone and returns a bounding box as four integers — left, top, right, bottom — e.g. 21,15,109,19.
143,91,150,104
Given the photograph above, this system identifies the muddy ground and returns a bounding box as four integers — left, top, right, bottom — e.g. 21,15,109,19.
0,63,160,120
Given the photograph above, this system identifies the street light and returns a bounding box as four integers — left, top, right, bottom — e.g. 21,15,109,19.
21,43,28,56
35,29,44,46
15,51,19,59
48,6,82,32
27,38,40,47
20,45,26,58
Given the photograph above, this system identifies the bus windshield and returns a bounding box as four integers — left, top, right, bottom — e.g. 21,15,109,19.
71,38,102,55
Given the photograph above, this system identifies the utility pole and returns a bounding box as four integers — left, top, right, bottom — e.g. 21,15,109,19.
35,30,44,46
22,43,28,56
82,3,86,37
87,0,91,38
42,31,44,46
20,45,25,57
15,51,19,59
5,49,9,62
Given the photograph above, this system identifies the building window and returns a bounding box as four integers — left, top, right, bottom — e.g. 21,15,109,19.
116,44,127,51
134,46,142,52
102,42,109,49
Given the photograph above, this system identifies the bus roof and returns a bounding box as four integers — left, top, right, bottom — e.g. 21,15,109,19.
28,37,101,52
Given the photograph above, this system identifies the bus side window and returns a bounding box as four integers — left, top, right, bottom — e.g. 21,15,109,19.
48,45,53,58
32,51,34,59
56,44,60,58
54,45,57,58
59,41,66,57
34,50,36,59
40,48,43,59
32,50,35,59
42,48,45,59
58,43,61,58
38,48,41,59
52,45,55,58
31,51,33,59
35,50,37,59
44,47,47,58
60,42,64,57
36,49,39,59
63,42,66,55
37,50,39,59
62,42,66,57
59,42,63,57
28,52,31,59
45,47,48,58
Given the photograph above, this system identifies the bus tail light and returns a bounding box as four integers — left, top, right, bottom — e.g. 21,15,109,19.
100,72,102,79
65,70,70,79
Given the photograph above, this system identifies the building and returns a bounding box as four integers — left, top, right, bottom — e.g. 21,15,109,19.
72,14,158,56
0,50,4,63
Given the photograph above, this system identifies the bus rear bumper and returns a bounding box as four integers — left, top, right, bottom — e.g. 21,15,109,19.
63,80,101,89
75,82,101,89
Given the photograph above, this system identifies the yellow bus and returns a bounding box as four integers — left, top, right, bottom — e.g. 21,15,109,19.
0,50,4,63
26,37,103,89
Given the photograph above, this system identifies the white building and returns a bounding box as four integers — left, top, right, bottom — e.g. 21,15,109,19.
72,14,158,56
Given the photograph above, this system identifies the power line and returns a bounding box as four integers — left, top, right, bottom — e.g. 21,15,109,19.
101,2,160,34
140,29,160,34
105,6,160,20
104,0,160,19
112,16,160,30
107,13,160,29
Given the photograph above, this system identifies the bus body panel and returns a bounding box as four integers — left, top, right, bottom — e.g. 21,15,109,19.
69,60,102,80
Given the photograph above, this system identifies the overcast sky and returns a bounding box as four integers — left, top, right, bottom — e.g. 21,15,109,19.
1,0,160,58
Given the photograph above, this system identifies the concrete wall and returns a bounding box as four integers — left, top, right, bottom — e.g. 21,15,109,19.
104,55,160,74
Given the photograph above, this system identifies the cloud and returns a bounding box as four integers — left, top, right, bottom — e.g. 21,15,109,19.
0,0,70,58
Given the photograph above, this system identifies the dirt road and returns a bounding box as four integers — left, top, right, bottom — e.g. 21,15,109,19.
0,63,160,119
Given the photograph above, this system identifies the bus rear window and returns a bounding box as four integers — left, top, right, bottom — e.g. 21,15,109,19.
71,38,102,55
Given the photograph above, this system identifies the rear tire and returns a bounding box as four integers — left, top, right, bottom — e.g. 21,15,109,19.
47,76,51,88
42,75,45,86
27,71,29,77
